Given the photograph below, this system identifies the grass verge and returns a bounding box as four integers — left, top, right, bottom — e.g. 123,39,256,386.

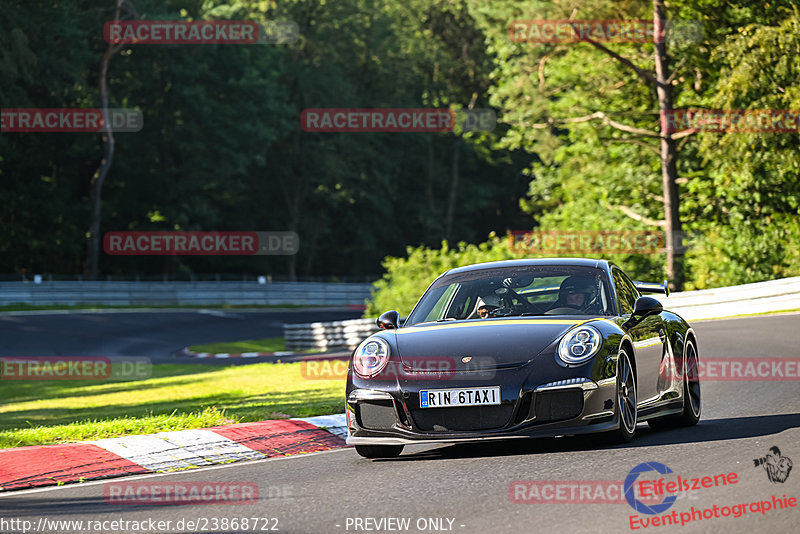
188,337,287,354
0,362,343,448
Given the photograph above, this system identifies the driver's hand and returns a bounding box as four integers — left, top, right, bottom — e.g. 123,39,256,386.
477,305,498,318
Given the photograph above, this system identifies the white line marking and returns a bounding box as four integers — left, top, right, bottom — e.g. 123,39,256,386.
90,429,263,471
293,414,348,439
155,429,264,464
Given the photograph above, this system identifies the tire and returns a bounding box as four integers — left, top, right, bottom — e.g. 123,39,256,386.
607,347,637,443
648,338,701,429
355,445,404,459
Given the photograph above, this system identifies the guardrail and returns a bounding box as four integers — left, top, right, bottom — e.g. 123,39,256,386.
285,318,378,351
662,276,800,321
284,276,800,350
0,281,373,307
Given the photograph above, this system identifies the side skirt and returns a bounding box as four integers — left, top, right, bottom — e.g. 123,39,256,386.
636,404,682,422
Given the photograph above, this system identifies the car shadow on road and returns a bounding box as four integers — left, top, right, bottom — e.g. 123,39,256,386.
377,412,800,461
0,494,114,517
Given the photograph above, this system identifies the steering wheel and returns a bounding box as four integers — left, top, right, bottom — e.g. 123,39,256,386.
490,305,517,317
479,303,518,317
494,286,535,313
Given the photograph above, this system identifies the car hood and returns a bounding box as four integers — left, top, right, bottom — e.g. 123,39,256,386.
393,318,595,370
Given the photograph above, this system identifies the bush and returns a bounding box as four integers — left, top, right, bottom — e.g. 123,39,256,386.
365,217,800,319
365,230,673,317
364,234,519,317
685,216,800,289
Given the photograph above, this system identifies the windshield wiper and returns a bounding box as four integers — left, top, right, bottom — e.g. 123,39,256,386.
436,318,457,322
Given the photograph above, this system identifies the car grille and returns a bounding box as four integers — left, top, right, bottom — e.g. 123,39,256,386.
358,401,398,430
534,389,584,422
411,405,514,432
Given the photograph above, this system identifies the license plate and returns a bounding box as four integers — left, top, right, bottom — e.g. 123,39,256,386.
419,387,500,408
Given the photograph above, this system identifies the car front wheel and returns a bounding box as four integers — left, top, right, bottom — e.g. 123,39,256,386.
608,347,637,443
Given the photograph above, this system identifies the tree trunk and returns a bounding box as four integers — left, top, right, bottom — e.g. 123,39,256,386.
444,139,460,242
653,0,684,291
87,1,124,279
282,141,304,282
425,140,436,235
285,196,300,281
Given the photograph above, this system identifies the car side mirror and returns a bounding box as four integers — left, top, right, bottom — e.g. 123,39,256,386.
624,297,663,328
377,310,400,330
633,296,663,317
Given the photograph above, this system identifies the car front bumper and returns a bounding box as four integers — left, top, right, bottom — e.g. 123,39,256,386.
345,359,621,445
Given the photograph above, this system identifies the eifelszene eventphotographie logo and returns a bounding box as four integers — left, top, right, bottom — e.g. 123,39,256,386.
753,446,793,484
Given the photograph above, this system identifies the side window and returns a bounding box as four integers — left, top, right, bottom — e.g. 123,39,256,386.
446,287,474,319
613,269,636,315
422,283,458,322
620,272,641,304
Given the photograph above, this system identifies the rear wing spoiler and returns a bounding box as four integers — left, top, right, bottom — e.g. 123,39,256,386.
633,279,670,298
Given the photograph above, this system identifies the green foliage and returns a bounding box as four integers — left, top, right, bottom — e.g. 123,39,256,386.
363,0,800,312
468,0,799,290
2,0,798,290
0,0,527,279
686,215,800,289
683,6,800,287
365,235,520,316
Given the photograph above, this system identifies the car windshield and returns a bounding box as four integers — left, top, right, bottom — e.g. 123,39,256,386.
405,265,613,325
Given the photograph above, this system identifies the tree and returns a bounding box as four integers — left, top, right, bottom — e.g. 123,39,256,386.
87,0,139,279
683,3,800,287
501,1,691,289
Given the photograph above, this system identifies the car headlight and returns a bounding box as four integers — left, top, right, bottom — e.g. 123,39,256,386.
353,337,391,378
558,326,602,364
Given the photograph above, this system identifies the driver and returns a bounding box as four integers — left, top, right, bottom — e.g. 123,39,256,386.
474,293,501,318
551,276,600,313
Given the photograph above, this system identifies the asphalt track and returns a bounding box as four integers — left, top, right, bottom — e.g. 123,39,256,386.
0,308,363,364
1,313,799,533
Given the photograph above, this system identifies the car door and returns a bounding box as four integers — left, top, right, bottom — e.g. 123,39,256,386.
613,268,666,405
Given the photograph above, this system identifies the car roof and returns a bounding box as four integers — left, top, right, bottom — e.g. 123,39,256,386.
443,258,612,276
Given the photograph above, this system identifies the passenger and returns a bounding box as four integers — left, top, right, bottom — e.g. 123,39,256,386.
549,276,601,313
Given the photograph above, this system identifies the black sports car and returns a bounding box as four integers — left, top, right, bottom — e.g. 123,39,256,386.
346,258,701,458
